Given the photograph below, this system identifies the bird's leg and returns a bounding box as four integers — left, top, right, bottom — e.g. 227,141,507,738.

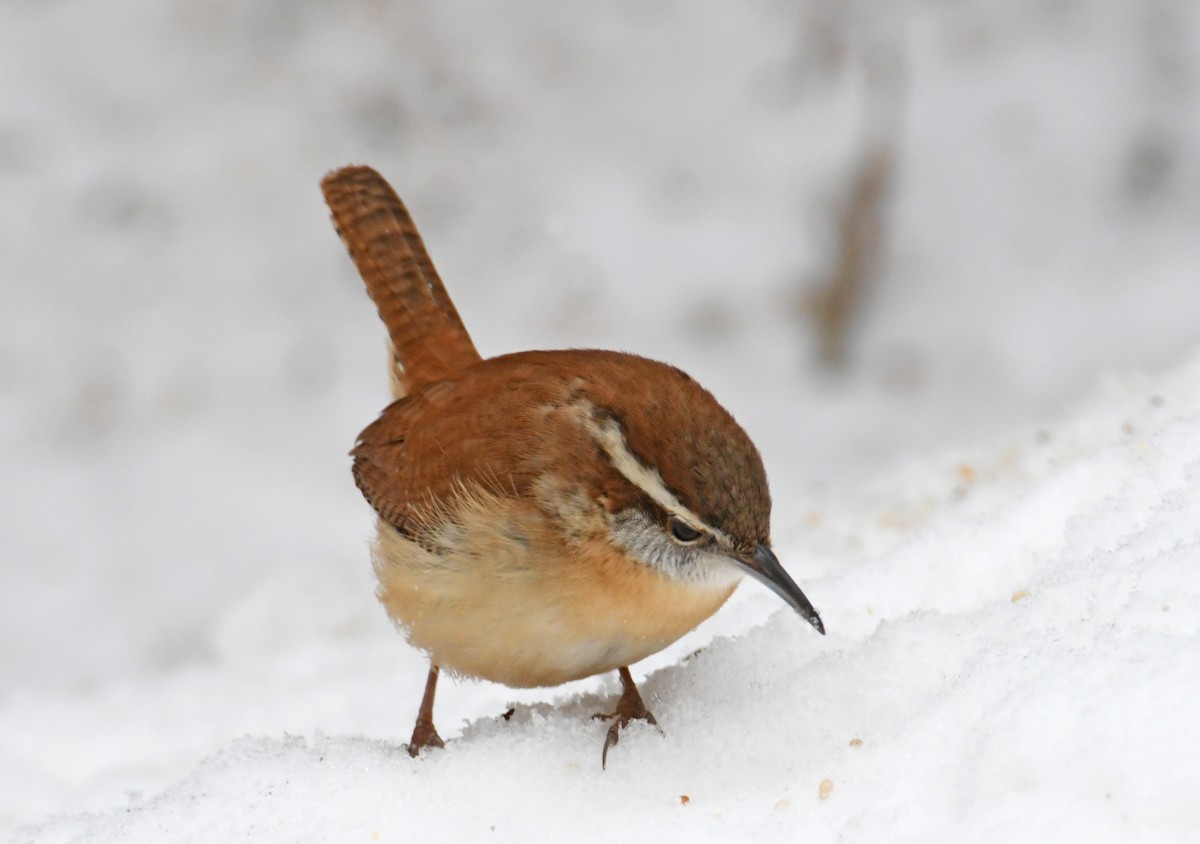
594,666,658,768
407,663,445,757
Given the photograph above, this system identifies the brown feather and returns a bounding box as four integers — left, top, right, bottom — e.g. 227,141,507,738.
351,350,771,552
320,165,482,391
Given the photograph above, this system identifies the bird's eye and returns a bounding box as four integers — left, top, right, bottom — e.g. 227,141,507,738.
668,516,704,544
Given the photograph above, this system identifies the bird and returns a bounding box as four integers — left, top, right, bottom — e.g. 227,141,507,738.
320,165,825,767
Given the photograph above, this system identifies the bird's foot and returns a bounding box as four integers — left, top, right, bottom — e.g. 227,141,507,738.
407,717,445,758
593,672,659,769
597,708,658,769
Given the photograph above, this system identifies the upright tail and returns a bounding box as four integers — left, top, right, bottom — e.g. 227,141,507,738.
321,166,482,397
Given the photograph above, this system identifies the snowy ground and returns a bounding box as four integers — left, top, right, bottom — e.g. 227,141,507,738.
3,1,1200,842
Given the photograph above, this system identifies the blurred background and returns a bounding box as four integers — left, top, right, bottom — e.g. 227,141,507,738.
1,0,1198,830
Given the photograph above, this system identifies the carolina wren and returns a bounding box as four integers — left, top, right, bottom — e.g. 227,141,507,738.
321,165,824,766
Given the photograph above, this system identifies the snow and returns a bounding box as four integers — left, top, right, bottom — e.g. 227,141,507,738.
3,1,1200,842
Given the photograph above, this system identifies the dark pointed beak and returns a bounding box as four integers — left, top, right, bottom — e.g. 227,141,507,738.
736,543,825,635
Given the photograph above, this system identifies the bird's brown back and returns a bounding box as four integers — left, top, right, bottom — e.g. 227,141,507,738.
350,350,771,552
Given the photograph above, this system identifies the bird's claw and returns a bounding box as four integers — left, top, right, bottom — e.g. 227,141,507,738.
598,708,659,768
595,687,659,768
407,718,445,758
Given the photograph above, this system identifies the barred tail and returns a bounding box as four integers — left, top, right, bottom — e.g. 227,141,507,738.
321,165,482,396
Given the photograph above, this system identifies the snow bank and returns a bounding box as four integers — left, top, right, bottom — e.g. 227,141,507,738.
15,353,1200,843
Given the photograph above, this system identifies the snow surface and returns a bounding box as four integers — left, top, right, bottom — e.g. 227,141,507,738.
3,1,1200,842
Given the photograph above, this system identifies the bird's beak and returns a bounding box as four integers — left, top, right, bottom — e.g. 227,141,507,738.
736,543,825,635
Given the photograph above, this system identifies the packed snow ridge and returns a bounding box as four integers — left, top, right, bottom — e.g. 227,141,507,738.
15,351,1200,843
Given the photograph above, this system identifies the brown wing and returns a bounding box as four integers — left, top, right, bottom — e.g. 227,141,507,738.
348,349,769,549
321,166,482,391
350,358,565,535
349,350,662,535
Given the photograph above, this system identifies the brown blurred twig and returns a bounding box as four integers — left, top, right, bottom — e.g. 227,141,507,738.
809,144,893,369
797,11,905,370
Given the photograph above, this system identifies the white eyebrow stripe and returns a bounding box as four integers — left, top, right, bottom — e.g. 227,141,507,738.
584,414,733,547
